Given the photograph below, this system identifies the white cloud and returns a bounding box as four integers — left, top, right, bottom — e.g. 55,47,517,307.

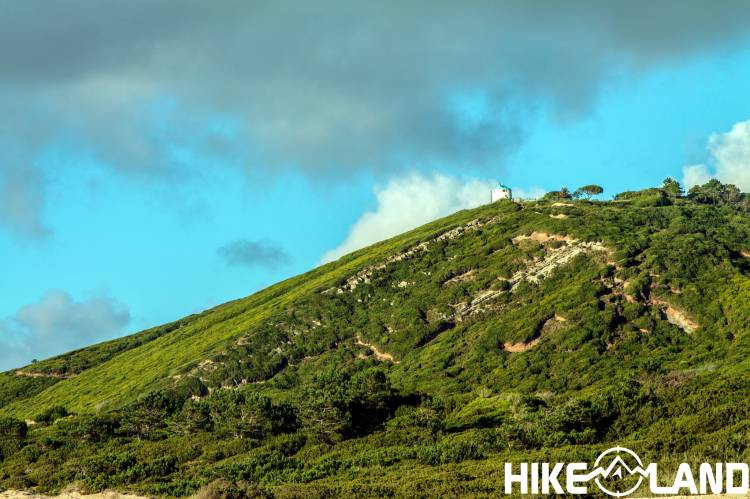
682,164,713,189
682,119,750,190
0,290,130,370
511,186,547,200
321,172,539,263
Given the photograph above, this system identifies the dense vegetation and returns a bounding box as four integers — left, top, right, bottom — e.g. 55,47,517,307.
3,179,750,497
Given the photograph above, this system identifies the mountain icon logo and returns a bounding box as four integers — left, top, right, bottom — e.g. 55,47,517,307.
591,447,647,497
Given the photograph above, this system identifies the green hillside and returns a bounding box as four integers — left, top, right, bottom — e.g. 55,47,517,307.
3,179,750,497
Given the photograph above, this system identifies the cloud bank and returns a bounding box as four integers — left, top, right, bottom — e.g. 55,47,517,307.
217,239,290,269
3,1,750,236
321,172,531,263
0,290,131,370
682,119,750,191
0,167,50,238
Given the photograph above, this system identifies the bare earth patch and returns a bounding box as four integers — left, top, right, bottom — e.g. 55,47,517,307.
511,231,577,244
355,335,400,364
503,314,568,353
503,337,542,352
0,491,147,499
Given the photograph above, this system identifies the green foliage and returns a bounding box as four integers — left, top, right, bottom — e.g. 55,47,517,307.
0,373,58,410
688,179,749,208
615,187,672,206
295,367,396,443
543,187,573,200
33,405,68,424
4,180,750,496
15,318,198,377
574,184,604,199
663,177,684,198
0,417,27,460
0,417,27,440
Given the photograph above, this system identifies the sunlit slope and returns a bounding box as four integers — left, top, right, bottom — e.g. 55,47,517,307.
6,193,750,421
1,202,496,417
6,188,750,496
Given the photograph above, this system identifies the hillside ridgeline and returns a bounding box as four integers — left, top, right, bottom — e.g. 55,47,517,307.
3,180,750,497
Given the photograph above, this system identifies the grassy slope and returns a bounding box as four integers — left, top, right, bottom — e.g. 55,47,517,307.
0,319,203,410
1,205,485,417
5,195,750,496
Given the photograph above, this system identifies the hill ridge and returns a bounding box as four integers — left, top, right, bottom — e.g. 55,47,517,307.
5,184,750,497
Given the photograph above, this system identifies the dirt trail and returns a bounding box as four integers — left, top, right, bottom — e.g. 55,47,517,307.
13,370,75,379
355,335,400,364
503,314,568,353
0,491,147,499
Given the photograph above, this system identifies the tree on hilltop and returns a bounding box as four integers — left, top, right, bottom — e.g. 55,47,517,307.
574,184,604,199
662,177,683,198
543,187,573,200
688,179,742,205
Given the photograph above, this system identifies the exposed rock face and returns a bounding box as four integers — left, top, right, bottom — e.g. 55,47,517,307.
509,232,609,287
441,269,476,286
652,299,700,334
453,232,610,320
327,217,500,294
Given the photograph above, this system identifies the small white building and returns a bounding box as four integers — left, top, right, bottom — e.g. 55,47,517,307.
491,183,512,202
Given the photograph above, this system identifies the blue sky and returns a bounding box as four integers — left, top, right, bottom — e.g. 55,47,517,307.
2,2,750,370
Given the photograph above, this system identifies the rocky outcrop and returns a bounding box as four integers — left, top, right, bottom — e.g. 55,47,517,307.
509,233,609,288
453,233,610,320
327,216,500,294
652,299,700,334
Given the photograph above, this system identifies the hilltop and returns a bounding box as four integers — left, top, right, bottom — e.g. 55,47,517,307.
3,179,750,497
